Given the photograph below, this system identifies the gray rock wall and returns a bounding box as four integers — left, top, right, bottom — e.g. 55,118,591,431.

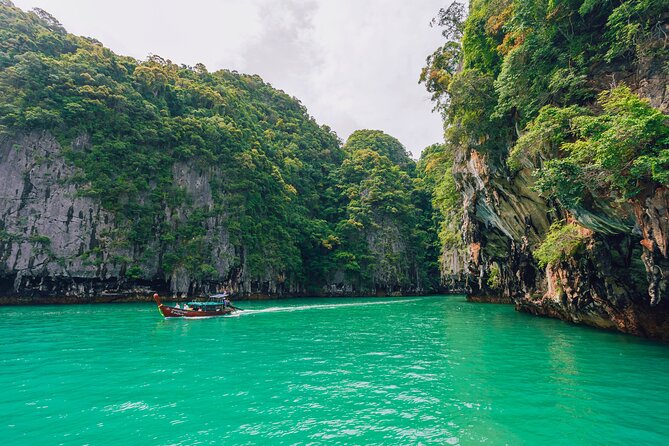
0,133,128,299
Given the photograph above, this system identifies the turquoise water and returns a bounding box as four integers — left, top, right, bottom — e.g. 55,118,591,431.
1,295,668,445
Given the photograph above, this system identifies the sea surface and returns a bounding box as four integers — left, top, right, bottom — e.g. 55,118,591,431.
1,295,668,445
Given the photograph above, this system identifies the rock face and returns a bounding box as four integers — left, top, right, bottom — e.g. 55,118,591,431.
0,133,123,301
454,152,669,340
636,187,669,307
439,243,469,294
454,149,552,304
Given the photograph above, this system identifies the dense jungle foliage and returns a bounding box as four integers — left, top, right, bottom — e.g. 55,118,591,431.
416,143,465,275
0,1,438,293
421,0,668,265
327,131,440,291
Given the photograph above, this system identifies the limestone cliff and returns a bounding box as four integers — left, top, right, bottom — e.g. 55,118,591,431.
422,1,669,340
0,131,434,302
451,31,669,340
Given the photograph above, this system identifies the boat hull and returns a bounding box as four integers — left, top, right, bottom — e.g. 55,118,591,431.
157,304,235,318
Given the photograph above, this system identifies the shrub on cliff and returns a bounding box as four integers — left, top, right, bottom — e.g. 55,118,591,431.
534,222,588,268
534,86,669,205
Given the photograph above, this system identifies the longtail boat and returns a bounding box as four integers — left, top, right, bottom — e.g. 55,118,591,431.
153,293,241,318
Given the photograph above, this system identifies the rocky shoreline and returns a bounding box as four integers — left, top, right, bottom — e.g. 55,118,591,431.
0,290,453,305
467,295,513,304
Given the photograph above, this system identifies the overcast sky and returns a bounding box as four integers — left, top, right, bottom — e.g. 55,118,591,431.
13,0,449,157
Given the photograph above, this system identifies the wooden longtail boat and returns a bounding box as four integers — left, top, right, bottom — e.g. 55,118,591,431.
153,293,241,318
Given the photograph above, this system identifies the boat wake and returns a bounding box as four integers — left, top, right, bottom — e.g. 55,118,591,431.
234,298,419,316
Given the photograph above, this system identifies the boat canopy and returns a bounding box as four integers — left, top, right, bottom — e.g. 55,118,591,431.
187,301,225,307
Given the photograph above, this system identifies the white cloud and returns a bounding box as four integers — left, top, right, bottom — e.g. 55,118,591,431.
12,0,448,156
